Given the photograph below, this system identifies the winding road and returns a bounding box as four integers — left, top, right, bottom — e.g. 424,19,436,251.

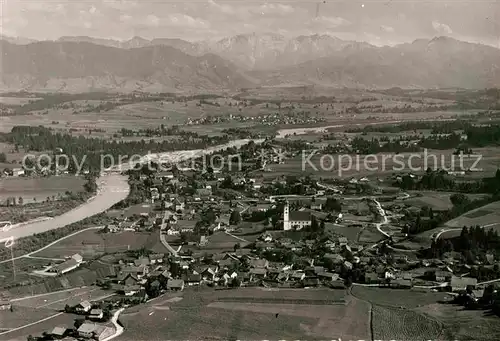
372,197,391,238
434,222,500,241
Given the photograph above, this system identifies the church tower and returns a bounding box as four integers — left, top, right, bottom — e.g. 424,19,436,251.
283,201,291,230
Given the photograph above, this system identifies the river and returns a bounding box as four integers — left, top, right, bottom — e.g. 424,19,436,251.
0,139,263,241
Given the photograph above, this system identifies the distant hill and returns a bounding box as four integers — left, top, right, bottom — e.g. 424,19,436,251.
0,40,256,92
253,37,500,89
57,33,373,70
1,36,498,92
0,35,37,45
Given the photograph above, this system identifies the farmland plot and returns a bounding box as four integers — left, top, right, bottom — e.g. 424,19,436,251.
372,305,442,341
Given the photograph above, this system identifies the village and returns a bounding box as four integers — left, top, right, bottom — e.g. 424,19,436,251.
4,139,499,341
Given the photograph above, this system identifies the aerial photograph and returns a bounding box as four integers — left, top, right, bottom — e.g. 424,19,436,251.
0,0,500,340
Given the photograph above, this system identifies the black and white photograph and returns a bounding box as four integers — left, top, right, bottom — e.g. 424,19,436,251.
0,1,499,340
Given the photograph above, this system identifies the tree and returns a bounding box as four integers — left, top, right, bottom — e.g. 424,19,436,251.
74,318,85,329
229,210,242,225
0,152,6,163
230,277,241,288
310,215,319,232
18,196,23,205
450,193,470,207
324,197,342,212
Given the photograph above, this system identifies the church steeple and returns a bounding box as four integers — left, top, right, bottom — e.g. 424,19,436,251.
283,201,291,230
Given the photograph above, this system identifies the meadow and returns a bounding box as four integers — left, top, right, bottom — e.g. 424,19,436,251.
117,287,370,341
0,176,85,204
32,229,164,259
351,286,448,309
372,305,442,341
444,200,500,228
258,147,500,179
0,96,42,105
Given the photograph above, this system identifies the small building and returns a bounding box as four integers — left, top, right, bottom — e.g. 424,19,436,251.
50,253,83,275
365,272,379,284
390,279,412,289
250,259,269,269
89,308,104,320
290,271,305,281
50,326,67,339
0,293,11,311
75,300,92,314
119,273,139,286
200,267,217,281
123,285,141,296
249,268,267,281
167,279,185,291
450,276,478,292
149,253,164,264
330,278,345,289
134,257,150,267
303,277,320,287
183,274,201,286
199,235,209,246
77,323,114,341
120,265,148,279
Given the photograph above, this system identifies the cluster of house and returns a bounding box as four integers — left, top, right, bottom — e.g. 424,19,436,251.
185,111,325,127
40,322,114,341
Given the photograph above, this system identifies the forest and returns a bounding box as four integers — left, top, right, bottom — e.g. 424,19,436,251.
0,126,231,173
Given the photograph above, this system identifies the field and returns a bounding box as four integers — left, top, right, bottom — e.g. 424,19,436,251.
0,257,53,288
445,200,500,228
325,223,361,242
0,96,42,105
117,287,370,340
0,306,58,329
257,146,500,179
372,305,442,341
0,286,112,340
3,260,120,297
32,229,165,259
12,287,113,310
0,176,85,204
351,286,448,309
416,303,500,341
404,191,489,211
0,198,86,224
438,223,500,240
357,227,385,244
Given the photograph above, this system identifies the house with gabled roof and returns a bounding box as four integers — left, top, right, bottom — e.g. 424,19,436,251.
249,268,267,281
50,326,67,339
167,279,185,291
450,276,477,292
75,300,92,314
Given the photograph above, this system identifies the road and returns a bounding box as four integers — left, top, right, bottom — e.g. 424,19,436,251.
434,222,500,241
0,226,103,264
0,312,65,337
372,197,391,238
159,211,179,257
102,308,125,341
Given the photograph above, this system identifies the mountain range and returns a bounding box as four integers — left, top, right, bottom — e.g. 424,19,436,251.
1,34,499,92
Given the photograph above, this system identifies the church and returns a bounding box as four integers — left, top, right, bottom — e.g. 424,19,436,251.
283,202,312,230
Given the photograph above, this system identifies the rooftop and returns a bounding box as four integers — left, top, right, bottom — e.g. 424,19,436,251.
289,211,311,222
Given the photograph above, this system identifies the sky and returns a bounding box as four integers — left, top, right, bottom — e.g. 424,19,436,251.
0,0,499,47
